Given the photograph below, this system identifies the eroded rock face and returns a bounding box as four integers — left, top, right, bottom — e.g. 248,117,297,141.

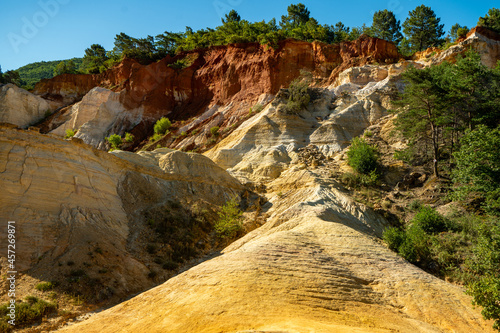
35,37,401,148
0,126,243,299
205,71,400,182
49,87,144,149
334,65,388,86
57,168,494,333
0,84,54,128
424,26,500,68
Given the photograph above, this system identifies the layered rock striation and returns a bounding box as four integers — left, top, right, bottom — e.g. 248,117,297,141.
57,159,494,333
0,125,243,299
34,37,401,148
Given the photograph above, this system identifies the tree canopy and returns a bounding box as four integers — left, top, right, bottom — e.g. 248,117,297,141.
402,5,445,52
371,10,402,44
393,50,500,178
478,8,500,33
82,44,109,74
448,23,469,42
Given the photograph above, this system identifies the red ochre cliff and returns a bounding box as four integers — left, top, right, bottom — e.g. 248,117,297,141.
34,36,401,125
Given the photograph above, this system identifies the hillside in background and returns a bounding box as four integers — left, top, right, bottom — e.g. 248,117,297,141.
15,58,83,90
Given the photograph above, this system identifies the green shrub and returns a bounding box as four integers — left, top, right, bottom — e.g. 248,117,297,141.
154,117,172,135
0,296,57,327
412,206,447,234
285,77,311,113
383,227,406,252
0,320,12,332
124,132,134,143
105,134,123,150
452,125,500,215
404,224,430,263
393,147,417,165
346,137,379,174
35,282,55,292
341,170,379,188
364,130,373,137
465,218,500,330
252,103,264,113
408,199,422,211
64,129,76,139
210,126,220,137
214,196,243,238
162,260,179,270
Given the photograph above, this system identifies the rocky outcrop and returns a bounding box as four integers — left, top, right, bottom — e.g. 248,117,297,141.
49,87,144,149
0,125,243,300
334,64,388,86
422,26,500,68
0,84,55,128
57,166,494,333
205,63,402,182
35,37,401,148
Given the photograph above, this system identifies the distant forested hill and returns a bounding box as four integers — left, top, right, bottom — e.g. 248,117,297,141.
16,58,83,90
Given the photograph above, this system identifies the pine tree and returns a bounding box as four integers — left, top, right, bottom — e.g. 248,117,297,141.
403,5,445,52
222,9,241,24
371,9,402,44
448,23,469,42
478,8,500,33
394,64,450,177
82,44,108,74
280,3,310,29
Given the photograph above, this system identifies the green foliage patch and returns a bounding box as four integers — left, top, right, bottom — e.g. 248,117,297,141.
214,197,243,239
346,137,379,175
154,117,172,135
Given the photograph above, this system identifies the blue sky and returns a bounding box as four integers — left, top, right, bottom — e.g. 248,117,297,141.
0,0,497,70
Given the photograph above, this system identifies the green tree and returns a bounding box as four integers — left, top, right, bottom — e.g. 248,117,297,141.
106,134,123,150
0,65,3,84
478,8,500,33
222,9,241,24
332,21,350,43
214,196,243,238
452,125,500,214
346,137,379,174
466,219,500,330
448,23,469,42
371,9,403,44
1,70,21,86
155,31,184,57
82,44,108,74
403,5,445,52
54,60,77,76
154,117,172,135
393,64,449,177
446,50,500,130
280,3,310,29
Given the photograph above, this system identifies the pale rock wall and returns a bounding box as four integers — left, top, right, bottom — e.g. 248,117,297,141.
206,67,400,182
50,87,144,149
426,27,500,68
0,126,243,297
57,168,494,333
0,84,53,128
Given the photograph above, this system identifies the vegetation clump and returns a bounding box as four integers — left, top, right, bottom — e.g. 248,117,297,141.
64,129,76,139
105,134,123,151
214,197,243,239
154,117,172,135
35,281,55,292
0,296,57,329
210,126,220,137
346,137,379,175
